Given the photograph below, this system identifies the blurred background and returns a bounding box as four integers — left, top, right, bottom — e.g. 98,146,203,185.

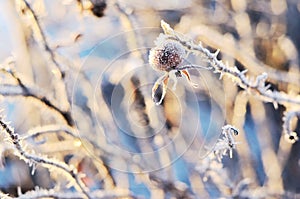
0,0,299,198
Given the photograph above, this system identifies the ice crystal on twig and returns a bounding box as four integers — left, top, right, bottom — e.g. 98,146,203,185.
283,110,300,143
213,125,239,161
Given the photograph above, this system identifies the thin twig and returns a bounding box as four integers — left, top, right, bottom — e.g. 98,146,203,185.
21,124,115,157
176,64,213,71
114,1,148,62
149,174,193,199
22,125,80,140
22,0,66,78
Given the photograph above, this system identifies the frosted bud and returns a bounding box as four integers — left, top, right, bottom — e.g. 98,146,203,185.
149,40,185,72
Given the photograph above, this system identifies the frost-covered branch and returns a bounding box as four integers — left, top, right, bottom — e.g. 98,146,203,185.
0,116,91,199
159,20,300,107
213,125,239,161
16,188,131,199
150,21,300,142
